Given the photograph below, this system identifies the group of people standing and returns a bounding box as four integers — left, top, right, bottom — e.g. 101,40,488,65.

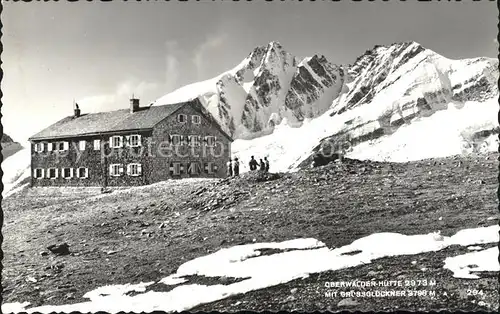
226,156,270,177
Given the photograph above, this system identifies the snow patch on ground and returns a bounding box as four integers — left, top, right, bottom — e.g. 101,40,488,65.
5,225,498,314
2,302,31,314
84,282,155,299
467,246,484,251
443,247,500,279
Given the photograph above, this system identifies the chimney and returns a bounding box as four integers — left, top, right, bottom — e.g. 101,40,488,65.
74,102,81,118
130,97,140,113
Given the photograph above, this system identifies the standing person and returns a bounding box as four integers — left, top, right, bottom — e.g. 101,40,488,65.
233,157,240,176
259,159,266,172
227,159,233,177
249,156,258,171
264,157,270,172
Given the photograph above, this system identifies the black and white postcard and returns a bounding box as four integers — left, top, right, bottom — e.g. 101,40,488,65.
1,0,499,312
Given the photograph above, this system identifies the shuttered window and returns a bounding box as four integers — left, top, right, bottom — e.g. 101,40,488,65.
47,143,55,152
93,139,101,150
110,136,123,148
126,135,141,147
33,168,44,179
177,114,187,123
79,140,86,151
203,162,215,174
62,168,74,179
47,168,58,179
170,134,181,145
127,163,142,176
205,136,216,147
188,162,200,175
192,115,201,124
169,162,181,176
189,135,201,147
56,142,69,151
34,143,44,153
77,167,89,179
109,164,123,176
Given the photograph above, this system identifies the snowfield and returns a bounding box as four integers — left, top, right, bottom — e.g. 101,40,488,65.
231,97,498,172
2,147,31,198
4,224,498,314
347,98,499,162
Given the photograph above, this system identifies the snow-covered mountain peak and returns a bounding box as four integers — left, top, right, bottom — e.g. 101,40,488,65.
153,40,497,171
155,41,343,139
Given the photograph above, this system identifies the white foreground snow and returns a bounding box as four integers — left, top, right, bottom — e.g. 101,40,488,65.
443,247,500,279
4,224,498,314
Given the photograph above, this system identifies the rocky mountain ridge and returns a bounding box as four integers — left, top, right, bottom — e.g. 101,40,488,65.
304,41,498,166
154,41,346,139
155,41,497,145
154,40,497,170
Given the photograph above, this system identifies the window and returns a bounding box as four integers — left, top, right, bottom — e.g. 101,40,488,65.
109,164,123,176
62,168,74,179
169,162,181,176
170,134,181,145
180,135,188,146
93,139,101,151
47,142,55,152
33,168,44,179
56,142,69,151
76,167,89,179
192,115,201,124
203,162,215,174
127,163,142,176
189,135,201,147
47,168,58,179
79,140,86,151
110,136,123,148
34,143,44,153
177,114,187,123
126,135,141,147
187,162,199,175
205,136,217,147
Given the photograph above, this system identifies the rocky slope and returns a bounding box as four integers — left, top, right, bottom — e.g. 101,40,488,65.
227,42,497,170
2,153,498,312
153,41,346,139
316,41,498,158
2,133,23,160
154,41,497,170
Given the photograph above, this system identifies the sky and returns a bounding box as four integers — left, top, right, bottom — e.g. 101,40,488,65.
2,0,498,143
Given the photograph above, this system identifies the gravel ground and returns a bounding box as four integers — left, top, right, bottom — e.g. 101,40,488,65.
2,152,498,312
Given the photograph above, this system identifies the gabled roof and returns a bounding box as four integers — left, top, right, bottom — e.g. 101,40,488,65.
29,98,233,142
29,102,187,141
